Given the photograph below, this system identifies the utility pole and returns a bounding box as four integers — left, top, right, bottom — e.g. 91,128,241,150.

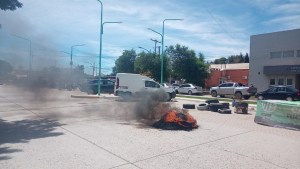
150,38,161,54
157,46,161,55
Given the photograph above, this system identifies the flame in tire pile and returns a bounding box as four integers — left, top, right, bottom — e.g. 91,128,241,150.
153,109,198,131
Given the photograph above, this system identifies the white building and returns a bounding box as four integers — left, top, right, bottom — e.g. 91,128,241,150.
249,29,300,92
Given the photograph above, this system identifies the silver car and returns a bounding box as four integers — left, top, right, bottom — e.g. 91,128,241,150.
177,83,203,95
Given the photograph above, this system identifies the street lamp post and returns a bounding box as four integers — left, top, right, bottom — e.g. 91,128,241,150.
161,19,183,84
138,46,150,53
14,35,32,77
148,28,163,55
149,19,183,84
97,0,122,96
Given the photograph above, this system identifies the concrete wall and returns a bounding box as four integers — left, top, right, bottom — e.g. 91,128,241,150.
249,29,300,92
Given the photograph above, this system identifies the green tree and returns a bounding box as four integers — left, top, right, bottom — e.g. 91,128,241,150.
244,53,249,63
113,49,136,74
198,52,205,62
134,52,164,82
214,57,227,64
0,0,22,11
165,44,209,86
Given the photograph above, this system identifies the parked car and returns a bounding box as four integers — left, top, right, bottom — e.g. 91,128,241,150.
162,83,171,88
256,86,300,101
177,83,203,95
80,79,115,94
210,82,257,100
171,83,180,93
114,73,176,101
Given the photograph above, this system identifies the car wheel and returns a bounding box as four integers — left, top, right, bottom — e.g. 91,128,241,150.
286,96,293,101
235,92,243,100
220,95,225,98
258,95,264,100
166,93,172,101
211,90,217,97
175,90,178,94
188,90,192,95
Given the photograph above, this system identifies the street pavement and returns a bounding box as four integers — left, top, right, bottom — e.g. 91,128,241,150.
1,85,300,169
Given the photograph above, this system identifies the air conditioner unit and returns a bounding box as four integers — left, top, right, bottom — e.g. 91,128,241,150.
242,76,248,79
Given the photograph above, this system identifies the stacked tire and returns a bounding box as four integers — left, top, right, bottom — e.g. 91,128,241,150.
197,103,208,110
183,104,196,109
207,103,224,112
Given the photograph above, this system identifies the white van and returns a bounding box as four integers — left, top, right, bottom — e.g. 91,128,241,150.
114,73,176,101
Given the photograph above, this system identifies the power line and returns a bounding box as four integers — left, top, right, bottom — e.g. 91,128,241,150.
199,1,237,40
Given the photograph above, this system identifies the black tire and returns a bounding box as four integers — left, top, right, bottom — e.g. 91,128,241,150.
234,102,248,114
188,90,192,95
220,95,225,98
235,92,243,100
208,103,223,112
175,90,178,94
197,103,208,110
211,90,217,97
243,96,250,100
166,93,172,101
218,108,232,114
183,104,195,109
205,99,219,104
221,103,230,109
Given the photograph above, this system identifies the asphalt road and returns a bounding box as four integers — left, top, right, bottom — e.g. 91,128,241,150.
1,85,300,169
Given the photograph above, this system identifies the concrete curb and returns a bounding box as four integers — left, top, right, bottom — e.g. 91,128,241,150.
71,95,100,98
71,94,119,99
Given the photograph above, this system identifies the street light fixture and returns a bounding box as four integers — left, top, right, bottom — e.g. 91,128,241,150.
149,19,183,84
97,0,122,96
161,19,183,84
148,28,163,53
138,46,150,53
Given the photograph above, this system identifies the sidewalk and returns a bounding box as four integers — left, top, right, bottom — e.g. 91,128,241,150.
70,90,119,99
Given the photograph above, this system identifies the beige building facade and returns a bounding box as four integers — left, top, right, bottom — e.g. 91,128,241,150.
249,29,300,92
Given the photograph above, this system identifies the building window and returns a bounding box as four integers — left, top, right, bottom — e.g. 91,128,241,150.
270,78,275,85
278,78,284,85
287,78,293,86
282,50,294,58
270,52,282,59
297,50,300,57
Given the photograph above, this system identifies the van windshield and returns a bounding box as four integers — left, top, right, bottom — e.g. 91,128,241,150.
145,80,160,88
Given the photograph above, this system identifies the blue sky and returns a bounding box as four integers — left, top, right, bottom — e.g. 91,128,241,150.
0,0,300,75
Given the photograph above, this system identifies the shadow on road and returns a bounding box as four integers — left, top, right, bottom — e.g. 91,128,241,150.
0,118,64,160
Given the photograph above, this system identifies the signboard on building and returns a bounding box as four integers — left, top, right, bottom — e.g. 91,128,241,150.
264,65,300,75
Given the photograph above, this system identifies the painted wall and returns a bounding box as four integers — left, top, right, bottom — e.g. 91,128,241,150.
205,69,249,88
250,29,300,92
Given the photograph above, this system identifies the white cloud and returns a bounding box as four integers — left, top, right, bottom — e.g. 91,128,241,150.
1,0,299,74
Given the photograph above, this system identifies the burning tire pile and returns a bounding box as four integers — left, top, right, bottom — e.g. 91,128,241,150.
152,109,198,131
133,91,199,131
